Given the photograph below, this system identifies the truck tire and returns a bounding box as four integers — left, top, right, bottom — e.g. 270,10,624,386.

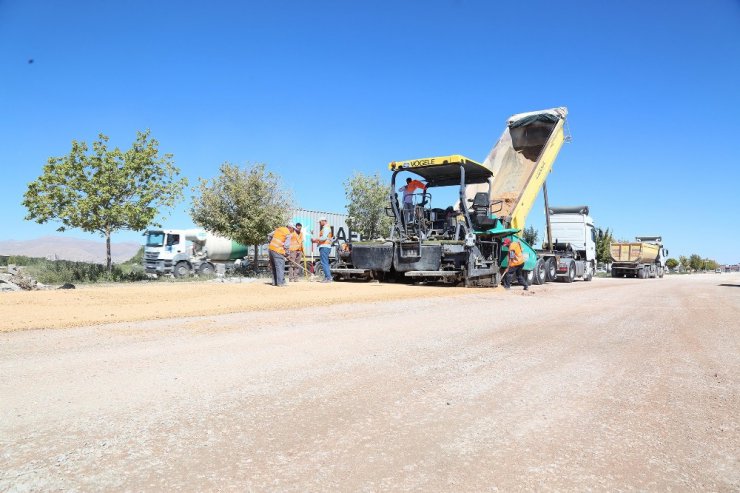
638,268,646,279
198,262,215,276
525,269,534,285
658,267,664,278
545,258,557,282
584,262,594,281
563,260,576,283
174,261,190,278
532,258,546,285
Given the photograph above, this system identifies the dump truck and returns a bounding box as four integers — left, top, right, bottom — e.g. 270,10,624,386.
529,205,597,284
610,236,668,279
472,107,572,283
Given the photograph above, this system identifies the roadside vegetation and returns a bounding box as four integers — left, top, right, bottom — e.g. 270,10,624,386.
2,253,148,284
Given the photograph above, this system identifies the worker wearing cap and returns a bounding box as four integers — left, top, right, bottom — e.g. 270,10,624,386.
268,223,294,286
502,237,528,291
311,217,333,283
287,222,305,282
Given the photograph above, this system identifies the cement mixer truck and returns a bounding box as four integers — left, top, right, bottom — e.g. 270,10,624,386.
610,236,668,279
143,229,249,277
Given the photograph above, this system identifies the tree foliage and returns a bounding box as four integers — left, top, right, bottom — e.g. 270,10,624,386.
190,163,293,262
522,226,539,247
689,254,704,271
343,172,392,240
595,227,614,264
23,130,186,271
665,258,679,270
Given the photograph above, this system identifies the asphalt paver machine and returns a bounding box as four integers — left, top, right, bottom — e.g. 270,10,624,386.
334,155,520,287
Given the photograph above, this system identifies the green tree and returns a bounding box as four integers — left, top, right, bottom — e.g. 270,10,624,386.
190,163,293,266
23,131,186,271
522,226,539,247
689,253,703,272
704,258,719,271
595,227,614,265
665,258,679,270
679,255,689,272
344,172,393,240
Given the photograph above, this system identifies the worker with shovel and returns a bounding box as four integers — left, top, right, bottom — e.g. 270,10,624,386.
287,222,305,282
502,237,529,291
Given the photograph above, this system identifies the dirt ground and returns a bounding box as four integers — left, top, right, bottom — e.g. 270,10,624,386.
1,274,738,491
0,279,473,332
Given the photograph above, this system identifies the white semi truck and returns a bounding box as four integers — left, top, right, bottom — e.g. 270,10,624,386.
143,209,358,277
529,205,597,284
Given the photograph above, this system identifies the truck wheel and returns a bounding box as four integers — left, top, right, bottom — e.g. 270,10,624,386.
638,268,645,279
584,261,594,281
564,260,576,283
174,261,190,278
525,269,534,285
658,267,664,278
532,258,546,285
198,263,215,276
545,258,557,282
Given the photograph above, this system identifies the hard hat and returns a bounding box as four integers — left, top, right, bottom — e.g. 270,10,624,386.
287,222,295,228
319,217,328,222
503,238,512,245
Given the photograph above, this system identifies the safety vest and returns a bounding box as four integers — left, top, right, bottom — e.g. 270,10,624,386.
269,227,291,255
508,241,524,267
289,231,304,252
318,225,333,247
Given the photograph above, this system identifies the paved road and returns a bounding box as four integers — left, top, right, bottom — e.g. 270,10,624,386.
1,274,738,491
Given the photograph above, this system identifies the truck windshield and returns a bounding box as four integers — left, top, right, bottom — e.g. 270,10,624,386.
146,232,165,247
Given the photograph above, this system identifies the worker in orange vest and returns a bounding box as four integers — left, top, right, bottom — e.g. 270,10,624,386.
268,223,294,286
502,237,528,291
399,177,427,223
287,222,305,282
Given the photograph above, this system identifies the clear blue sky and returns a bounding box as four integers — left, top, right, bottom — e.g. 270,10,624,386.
1,0,739,263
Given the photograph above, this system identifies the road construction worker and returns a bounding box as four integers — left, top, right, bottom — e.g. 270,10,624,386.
398,177,427,223
268,223,294,287
502,237,528,291
311,217,333,283
287,222,305,282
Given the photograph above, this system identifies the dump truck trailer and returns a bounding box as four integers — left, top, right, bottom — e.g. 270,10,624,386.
610,236,668,279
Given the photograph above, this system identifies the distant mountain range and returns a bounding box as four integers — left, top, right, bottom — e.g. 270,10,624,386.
0,236,142,264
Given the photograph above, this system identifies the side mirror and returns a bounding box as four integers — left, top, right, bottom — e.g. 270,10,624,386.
385,207,395,217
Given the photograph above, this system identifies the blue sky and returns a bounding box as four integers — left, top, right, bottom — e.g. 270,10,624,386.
1,0,739,263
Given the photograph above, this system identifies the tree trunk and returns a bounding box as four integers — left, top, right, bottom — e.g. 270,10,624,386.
105,230,112,272
254,244,259,272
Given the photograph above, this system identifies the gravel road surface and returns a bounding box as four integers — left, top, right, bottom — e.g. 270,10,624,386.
1,274,738,491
